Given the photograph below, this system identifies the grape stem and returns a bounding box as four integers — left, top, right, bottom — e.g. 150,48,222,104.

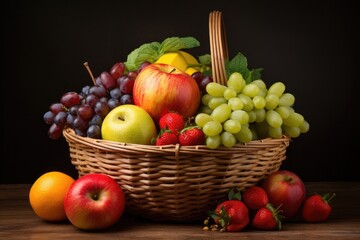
83,62,96,85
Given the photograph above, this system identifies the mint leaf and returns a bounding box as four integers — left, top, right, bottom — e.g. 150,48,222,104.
198,54,211,65
125,41,161,71
158,37,200,55
124,37,200,71
225,52,262,83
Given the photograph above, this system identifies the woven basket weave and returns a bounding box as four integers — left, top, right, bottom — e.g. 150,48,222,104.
63,10,291,222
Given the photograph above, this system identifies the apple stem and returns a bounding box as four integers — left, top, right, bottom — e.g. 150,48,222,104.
83,62,96,85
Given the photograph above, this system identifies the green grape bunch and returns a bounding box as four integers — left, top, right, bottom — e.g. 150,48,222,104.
194,72,310,149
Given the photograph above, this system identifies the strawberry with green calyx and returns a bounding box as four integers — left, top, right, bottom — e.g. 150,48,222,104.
242,185,269,211
302,193,336,223
152,128,179,146
252,203,284,230
178,126,205,146
206,188,249,232
159,112,185,135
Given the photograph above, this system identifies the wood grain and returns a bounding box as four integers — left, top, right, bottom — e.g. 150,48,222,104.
1,182,360,239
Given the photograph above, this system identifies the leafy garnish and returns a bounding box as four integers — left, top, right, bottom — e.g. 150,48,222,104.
225,52,263,83
125,36,200,71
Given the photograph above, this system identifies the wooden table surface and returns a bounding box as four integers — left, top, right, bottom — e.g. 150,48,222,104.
1,182,360,239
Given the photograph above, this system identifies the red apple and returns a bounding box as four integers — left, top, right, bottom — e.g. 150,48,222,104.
133,63,201,123
64,173,125,230
261,170,306,220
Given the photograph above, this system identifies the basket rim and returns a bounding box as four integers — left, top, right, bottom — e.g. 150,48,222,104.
63,127,291,154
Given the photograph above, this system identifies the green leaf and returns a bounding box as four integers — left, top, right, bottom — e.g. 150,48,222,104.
124,36,200,72
158,36,200,55
198,54,211,65
125,42,161,71
224,52,263,83
227,188,241,201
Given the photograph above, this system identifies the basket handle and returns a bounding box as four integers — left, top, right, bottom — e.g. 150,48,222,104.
209,10,229,86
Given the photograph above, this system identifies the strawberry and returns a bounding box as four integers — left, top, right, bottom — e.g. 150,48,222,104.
209,200,250,232
152,129,179,146
252,203,283,230
242,185,269,211
159,112,185,135
178,126,205,146
302,193,335,223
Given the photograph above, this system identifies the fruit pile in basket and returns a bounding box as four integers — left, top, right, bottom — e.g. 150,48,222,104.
43,36,309,149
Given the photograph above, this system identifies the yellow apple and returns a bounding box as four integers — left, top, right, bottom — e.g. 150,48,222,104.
101,104,157,144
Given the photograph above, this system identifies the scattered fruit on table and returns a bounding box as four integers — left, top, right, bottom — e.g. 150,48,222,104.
101,104,157,144
242,185,269,211
302,192,336,223
251,203,283,230
133,63,201,123
64,173,125,230
207,189,250,232
204,169,336,232
261,170,306,220
29,171,75,222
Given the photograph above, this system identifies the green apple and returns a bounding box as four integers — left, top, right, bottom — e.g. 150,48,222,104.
101,104,157,144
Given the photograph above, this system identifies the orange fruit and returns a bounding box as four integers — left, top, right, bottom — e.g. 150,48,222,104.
29,171,75,222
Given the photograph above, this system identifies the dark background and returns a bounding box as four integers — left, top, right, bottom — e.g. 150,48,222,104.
2,0,358,183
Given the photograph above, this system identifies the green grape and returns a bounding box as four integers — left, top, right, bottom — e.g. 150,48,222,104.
202,93,213,106
200,105,213,115
223,119,241,134
221,131,237,148
266,110,283,128
247,111,256,123
253,96,266,109
268,126,283,138
223,88,237,100
195,113,213,127
206,82,227,97
206,135,221,149
238,94,254,111
268,82,285,97
265,93,279,110
230,110,249,124
208,97,227,110
282,125,301,138
283,112,304,127
228,97,244,110
211,104,231,123
251,79,267,90
275,106,290,119
278,93,295,107
203,120,223,136
227,72,246,93
253,108,266,123
299,119,310,133
258,88,268,97
242,83,260,98
234,126,253,143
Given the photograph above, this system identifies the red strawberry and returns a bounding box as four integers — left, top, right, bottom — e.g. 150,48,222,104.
209,200,250,232
159,112,185,135
252,203,283,230
153,129,179,146
302,193,335,223
242,185,269,211
178,126,205,146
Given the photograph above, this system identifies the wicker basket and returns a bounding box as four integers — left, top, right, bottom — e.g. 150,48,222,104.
63,10,291,222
